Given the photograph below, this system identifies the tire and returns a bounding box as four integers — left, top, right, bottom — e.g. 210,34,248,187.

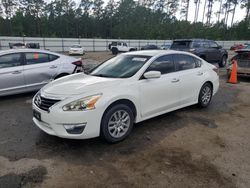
227,69,231,79
198,83,213,108
101,104,134,143
111,48,118,55
129,48,136,52
219,55,227,68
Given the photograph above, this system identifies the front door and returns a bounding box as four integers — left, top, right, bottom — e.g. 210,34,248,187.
139,55,181,119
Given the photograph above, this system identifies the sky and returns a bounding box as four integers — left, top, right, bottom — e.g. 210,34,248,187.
185,0,245,25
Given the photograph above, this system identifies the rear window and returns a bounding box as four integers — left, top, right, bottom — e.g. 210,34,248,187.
171,41,192,49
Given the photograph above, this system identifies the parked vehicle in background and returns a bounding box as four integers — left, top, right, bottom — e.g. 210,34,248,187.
227,49,250,78
108,41,117,50
26,43,40,49
9,42,40,49
170,39,228,67
230,44,245,51
32,50,219,143
141,44,158,50
0,49,83,97
160,44,171,50
69,44,84,55
109,42,137,55
9,43,26,49
243,43,250,49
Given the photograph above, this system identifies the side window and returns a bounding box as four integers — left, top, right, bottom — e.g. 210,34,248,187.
192,42,201,48
0,53,22,68
192,57,202,67
174,54,197,71
25,53,50,65
202,41,209,48
209,41,218,48
123,43,127,47
146,55,175,74
49,54,59,61
118,42,121,46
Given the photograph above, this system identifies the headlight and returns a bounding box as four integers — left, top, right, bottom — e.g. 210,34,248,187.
62,94,102,111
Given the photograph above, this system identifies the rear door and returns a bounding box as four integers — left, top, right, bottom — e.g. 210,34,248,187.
207,41,221,62
0,53,25,95
173,54,204,105
23,52,60,90
139,55,181,118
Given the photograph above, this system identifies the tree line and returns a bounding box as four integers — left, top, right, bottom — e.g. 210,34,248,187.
0,0,250,40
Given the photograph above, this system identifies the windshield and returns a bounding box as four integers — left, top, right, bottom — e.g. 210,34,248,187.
72,45,81,48
90,55,151,78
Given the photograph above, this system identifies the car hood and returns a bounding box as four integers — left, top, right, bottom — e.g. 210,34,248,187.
42,73,122,96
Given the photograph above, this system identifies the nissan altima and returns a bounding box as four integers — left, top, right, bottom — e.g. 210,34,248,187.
32,50,219,143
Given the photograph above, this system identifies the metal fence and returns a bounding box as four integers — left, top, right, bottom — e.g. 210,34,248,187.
0,36,249,52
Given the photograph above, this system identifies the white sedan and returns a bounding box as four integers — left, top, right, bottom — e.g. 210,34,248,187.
69,45,84,55
32,50,219,143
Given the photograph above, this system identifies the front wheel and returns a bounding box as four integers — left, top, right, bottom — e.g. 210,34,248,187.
101,104,134,143
198,83,213,108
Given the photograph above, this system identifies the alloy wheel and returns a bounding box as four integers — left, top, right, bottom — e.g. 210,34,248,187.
108,110,131,138
201,86,212,105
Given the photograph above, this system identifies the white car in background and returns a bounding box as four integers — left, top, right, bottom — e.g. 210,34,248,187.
33,50,219,143
69,45,84,55
0,49,82,96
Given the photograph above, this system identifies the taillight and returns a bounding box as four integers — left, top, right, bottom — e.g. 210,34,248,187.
213,67,219,75
72,60,82,66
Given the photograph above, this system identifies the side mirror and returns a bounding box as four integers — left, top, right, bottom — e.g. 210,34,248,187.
218,45,222,49
143,71,161,79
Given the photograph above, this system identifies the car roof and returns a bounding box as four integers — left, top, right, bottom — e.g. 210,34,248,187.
0,49,59,55
173,39,210,42
123,50,195,57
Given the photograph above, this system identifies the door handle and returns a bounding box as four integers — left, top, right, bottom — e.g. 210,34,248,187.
12,70,22,74
50,65,57,69
197,72,203,76
171,78,180,83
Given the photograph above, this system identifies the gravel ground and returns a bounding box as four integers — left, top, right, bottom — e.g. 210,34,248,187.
0,52,249,188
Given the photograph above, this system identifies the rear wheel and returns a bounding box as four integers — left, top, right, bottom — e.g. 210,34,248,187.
101,104,134,143
112,48,118,55
219,55,227,67
198,83,213,108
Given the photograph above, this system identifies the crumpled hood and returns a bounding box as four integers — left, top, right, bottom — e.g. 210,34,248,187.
42,73,122,96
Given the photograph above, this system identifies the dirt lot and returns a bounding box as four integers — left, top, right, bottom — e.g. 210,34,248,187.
0,52,250,188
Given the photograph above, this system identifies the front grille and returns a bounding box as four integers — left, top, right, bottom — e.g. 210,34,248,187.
35,96,61,112
238,60,250,68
